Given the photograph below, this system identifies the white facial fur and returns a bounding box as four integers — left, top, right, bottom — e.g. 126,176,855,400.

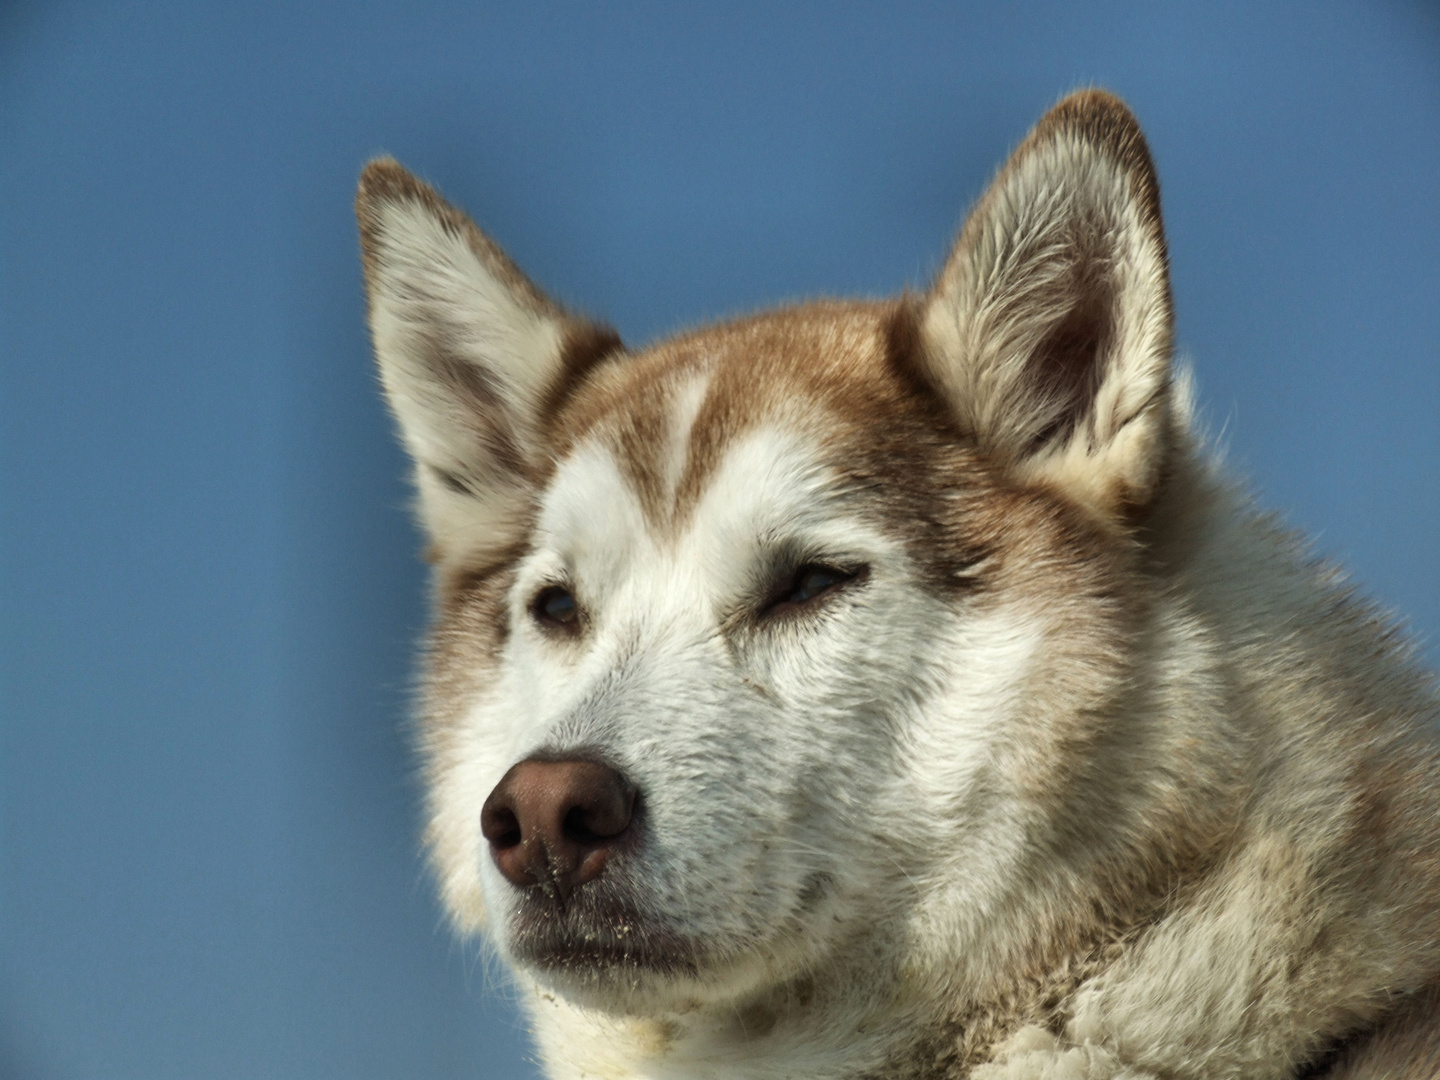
425,411,1044,1017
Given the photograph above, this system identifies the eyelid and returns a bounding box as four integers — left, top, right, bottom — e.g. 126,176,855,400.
757,560,866,619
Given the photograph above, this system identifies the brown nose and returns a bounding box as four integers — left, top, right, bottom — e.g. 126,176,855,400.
480,757,636,905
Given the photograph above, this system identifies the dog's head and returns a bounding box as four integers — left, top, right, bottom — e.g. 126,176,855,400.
358,91,1184,1016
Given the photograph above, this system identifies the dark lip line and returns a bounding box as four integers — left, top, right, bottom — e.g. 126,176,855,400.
518,940,697,974
507,893,701,975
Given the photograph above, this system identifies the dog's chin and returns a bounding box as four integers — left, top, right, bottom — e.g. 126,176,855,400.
519,951,701,1015
501,888,788,1015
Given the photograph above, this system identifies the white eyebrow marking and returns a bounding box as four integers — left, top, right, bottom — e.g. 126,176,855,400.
662,371,713,507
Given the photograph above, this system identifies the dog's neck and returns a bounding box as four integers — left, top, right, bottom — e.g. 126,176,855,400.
522,962,928,1080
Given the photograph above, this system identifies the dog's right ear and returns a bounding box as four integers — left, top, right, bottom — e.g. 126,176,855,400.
356,159,622,563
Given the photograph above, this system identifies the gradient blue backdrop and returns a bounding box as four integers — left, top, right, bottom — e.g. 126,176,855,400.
2,3,1437,1078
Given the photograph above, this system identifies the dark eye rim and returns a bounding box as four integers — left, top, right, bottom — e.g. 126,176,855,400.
530,584,582,633
758,561,868,621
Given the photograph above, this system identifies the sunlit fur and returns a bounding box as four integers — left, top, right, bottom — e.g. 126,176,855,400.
357,91,1440,1079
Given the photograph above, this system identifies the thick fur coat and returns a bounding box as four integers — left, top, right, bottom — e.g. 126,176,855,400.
355,91,1440,1079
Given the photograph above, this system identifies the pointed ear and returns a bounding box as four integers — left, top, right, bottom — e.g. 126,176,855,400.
356,159,622,562
915,90,1174,523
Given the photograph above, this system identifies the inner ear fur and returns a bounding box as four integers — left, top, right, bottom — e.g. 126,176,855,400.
915,89,1175,524
356,159,623,562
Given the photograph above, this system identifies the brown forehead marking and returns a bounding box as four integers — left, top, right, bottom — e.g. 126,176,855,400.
671,302,896,526
551,345,709,527
554,300,952,535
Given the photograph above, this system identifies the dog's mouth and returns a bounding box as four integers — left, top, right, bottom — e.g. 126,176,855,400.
507,888,701,978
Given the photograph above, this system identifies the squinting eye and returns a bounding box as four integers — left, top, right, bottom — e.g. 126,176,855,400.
762,562,862,618
532,585,579,629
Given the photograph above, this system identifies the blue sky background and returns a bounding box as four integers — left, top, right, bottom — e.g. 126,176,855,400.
1,3,1436,1078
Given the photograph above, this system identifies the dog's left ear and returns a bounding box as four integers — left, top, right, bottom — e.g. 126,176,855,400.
916,90,1174,524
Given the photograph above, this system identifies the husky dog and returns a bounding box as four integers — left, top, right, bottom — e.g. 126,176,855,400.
355,91,1440,1079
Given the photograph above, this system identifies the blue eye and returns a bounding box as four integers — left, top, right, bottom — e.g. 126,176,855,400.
533,586,579,628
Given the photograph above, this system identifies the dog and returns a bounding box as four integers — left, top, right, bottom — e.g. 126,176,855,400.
355,90,1440,1079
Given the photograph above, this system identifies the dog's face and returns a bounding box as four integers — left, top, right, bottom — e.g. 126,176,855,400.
358,91,1177,1016
418,308,1097,1013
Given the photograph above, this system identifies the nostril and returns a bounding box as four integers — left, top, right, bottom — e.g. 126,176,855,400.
562,805,599,844
565,783,636,842
480,802,522,850
561,795,635,844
